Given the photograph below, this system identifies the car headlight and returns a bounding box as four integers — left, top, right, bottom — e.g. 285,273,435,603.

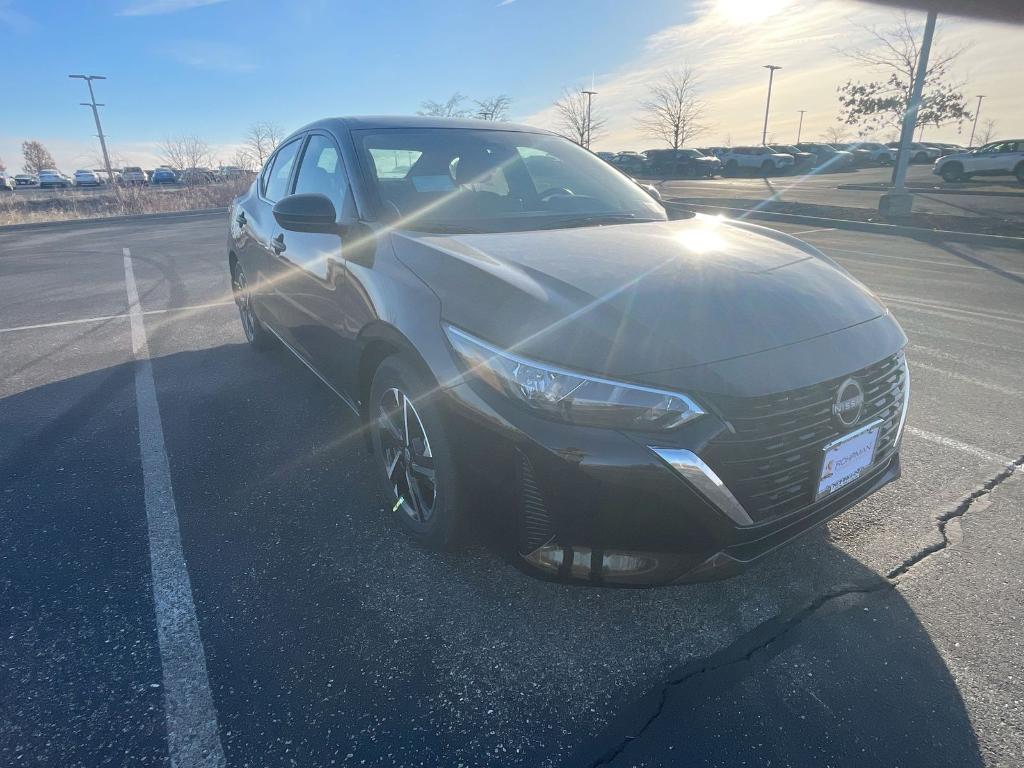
444,325,704,431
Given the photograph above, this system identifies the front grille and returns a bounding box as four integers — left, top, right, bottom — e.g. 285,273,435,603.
701,352,906,524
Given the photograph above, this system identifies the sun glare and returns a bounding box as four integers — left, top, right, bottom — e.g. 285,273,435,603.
714,0,790,24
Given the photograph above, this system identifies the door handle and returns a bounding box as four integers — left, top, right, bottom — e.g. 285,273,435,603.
271,234,286,254
235,211,247,228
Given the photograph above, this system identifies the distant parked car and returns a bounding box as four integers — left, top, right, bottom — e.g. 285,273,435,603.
217,165,247,180
886,141,941,164
14,174,37,186
181,167,216,184
932,139,1024,183
38,169,73,189
718,146,795,175
611,151,645,174
594,151,616,162
795,143,856,169
842,142,895,165
73,169,103,187
0,173,15,191
150,167,179,184
921,142,962,157
768,144,816,171
122,166,148,185
643,148,721,178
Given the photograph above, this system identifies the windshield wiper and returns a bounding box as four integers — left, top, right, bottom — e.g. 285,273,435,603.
536,213,660,229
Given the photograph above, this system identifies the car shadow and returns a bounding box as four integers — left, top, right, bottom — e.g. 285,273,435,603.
924,238,1024,288
0,342,984,767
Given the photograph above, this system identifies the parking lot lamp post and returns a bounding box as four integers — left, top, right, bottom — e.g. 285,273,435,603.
968,95,985,147
761,65,782,145
880,10,936,217
582,89,597,149
69,74,114,184
796,110,806,143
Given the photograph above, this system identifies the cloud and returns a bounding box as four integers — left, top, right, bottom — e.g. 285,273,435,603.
496,0,516,6
519,0,1020,149
0,0,34,33
119,0,227,16
165,40,258,73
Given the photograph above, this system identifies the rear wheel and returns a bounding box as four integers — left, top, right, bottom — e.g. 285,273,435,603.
1015,163,1024,184
231,261,273,350
940,163,965,183
370,355,465,549
760,160,776,176
724,159,738,176
914,152,928,164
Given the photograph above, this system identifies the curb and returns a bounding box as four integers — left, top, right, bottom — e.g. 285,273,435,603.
0,207,228,234
665,200,1024,249
837,183,1024,199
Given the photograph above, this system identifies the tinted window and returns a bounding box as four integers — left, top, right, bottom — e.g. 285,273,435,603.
263,139,301,203
356,128,666,233
293,134,348,204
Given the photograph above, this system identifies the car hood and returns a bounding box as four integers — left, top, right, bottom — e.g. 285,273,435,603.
392,216,889,378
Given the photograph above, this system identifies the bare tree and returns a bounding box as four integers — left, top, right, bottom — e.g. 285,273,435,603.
822,124,850,144
419,93,471,118
0,156,5,172
228,148,257,171
837,13,972,135
159,135,214,172
243,121,284,168
978,118,997,145
636,67,706,149
553,86,606,147
22,140,57,174
474,94,512,121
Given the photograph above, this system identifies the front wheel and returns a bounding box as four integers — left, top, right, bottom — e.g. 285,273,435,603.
724,159,738,176
370,354,465,549
1015,163,1024,184
760,160,776,176
940,163,964,183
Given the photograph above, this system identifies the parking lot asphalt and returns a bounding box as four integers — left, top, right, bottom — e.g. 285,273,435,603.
1,213,1022,767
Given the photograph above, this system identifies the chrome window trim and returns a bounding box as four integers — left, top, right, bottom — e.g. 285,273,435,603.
649,447,754,527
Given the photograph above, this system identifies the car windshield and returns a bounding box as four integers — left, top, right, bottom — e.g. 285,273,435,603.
356,128,667,233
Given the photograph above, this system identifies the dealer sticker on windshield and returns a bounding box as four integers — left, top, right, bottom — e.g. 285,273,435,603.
816,420,881,500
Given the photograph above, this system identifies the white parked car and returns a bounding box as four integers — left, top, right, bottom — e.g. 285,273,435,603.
887,141,941,164
847,142,896,165
73,169,103,187
38,169,73,189
0,172,15,191
718,146,795,175
122,166,148,185
933,139,1024,184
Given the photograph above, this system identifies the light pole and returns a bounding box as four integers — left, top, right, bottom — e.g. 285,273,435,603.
69,74,114,183
761,65,782,145
968,94,985,147
582,89,597,149
796,110,806,144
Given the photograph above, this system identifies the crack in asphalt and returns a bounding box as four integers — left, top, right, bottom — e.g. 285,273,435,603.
586,454,1024,767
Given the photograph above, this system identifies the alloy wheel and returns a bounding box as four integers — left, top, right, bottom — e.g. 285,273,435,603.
377,387,437,523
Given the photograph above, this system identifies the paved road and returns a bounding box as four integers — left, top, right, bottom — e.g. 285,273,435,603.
1,213,1022,767
651,165,1024,224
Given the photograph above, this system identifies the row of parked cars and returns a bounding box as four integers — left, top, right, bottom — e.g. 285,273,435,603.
597,140,972,179
0,165,250,191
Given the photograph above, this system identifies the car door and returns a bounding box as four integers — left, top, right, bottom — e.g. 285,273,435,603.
969,141,1008,174
271,131,366,397
246,136,304,339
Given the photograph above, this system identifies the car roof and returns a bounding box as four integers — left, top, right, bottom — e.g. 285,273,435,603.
296,115,554,138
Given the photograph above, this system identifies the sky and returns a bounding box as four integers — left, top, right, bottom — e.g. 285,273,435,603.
1,0,1020,171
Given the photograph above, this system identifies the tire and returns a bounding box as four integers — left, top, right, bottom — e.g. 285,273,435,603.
230,261,273,350
369,354,465,549
1015,163,1024,184
724,159,738,176
914,152,927,164
760,160,775,176
940,163,964,183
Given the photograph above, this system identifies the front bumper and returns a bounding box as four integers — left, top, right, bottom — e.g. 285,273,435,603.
440,347,907,587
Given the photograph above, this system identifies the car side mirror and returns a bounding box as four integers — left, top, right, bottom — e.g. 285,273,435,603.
273,193,340,234
644,184,663,203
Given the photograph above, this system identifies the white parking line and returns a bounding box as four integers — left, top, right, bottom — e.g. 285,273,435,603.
910,360,1023,398
788,227,836,235
879,294,1024,327
905,426,1017,467
123,248,226,768
0,301,234,335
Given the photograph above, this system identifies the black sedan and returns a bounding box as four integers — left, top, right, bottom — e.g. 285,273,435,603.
227,116,908,585
643,148,721,178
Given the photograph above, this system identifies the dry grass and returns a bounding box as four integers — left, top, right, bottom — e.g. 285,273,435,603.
0,178,252,226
